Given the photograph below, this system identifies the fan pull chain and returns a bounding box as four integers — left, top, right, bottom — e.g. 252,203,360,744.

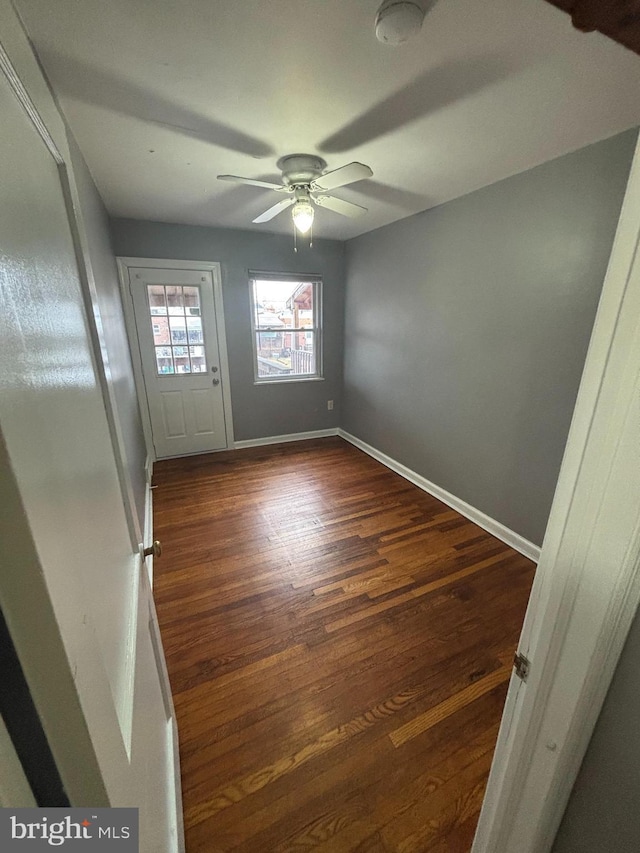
293,222,298,253
310,219,313,249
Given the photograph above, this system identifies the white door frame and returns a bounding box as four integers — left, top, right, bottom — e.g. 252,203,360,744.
117,257,234,462
473,131,640,852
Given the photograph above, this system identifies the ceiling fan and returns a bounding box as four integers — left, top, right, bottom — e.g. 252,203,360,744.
217,154,373,235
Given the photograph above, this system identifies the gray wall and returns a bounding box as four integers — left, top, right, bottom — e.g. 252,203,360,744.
110,220,346,441
343,129,637,546
553,605,640,853
68,136,147,531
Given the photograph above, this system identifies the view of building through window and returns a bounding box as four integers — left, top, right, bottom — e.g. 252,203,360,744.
252,278,320,380
147,284,206,375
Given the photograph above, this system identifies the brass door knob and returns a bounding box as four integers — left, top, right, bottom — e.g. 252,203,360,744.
143,540,162,559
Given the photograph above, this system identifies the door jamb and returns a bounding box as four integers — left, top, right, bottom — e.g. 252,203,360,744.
117,257,235,462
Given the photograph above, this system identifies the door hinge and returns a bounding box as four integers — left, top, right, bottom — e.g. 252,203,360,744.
513,651,531,682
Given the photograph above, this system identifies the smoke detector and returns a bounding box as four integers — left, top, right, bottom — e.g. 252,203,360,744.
375,1,425,45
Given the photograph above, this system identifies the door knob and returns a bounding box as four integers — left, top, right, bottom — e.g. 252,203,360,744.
143,540,162,559
211,366,219,373
212,378,220,386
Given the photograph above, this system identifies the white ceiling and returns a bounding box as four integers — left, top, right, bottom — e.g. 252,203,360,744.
15,0,640,240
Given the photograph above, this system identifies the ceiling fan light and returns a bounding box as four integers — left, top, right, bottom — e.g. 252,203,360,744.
292,200,314,234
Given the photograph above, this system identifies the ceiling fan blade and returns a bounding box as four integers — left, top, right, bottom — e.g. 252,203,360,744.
313,194,368,218
310,162,373,192
252,197,294,223
217,174,288,191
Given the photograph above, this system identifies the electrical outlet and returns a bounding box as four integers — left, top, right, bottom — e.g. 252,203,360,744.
327,400,334,411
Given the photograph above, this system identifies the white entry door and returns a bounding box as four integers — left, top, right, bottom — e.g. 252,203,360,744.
128,267,228,458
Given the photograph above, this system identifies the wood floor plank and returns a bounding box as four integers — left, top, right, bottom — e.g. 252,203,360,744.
185,680,431,826
389,666,512,747
380,753,494,852
152,437,535,852
324,552,517,634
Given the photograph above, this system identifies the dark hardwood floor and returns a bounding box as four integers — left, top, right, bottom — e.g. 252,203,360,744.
152,437,535,852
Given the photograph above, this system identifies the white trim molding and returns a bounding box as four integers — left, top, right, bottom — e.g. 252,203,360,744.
234,428,339,450
338,430,540,563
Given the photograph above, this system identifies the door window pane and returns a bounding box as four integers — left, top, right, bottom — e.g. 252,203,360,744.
166,286,184,315
148,285,167,315
155,347,174,374
190,346,206,373
187,316,203,344
184,287,201,315
169,316,187,344
174,353,191,373
151,316,170,345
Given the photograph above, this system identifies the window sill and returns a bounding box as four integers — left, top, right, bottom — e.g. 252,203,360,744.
254,376,325,386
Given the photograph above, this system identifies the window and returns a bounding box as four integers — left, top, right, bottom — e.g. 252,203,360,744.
250,274,322,382
147,284,206,374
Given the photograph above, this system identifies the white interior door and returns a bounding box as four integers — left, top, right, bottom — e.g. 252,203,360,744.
129,267,228,458
0,51,138,773
0,26,180,852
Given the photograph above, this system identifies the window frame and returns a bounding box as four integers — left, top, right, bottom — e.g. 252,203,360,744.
249,272,323,384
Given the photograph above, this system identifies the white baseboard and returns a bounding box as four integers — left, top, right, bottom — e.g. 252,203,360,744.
234,428,339,450
338,430,541,563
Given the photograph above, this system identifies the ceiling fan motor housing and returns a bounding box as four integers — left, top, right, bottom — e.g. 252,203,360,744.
277,154,327,186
